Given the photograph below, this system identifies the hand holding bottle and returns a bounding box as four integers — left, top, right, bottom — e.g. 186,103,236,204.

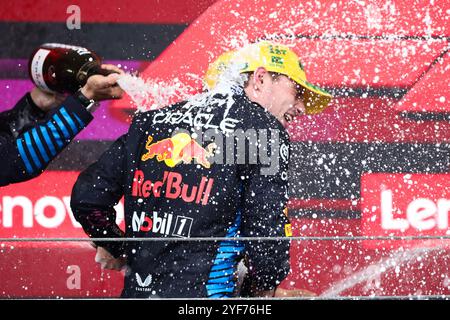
29,43,125,112
29,43,124,94
30,64,124,112
79,64,124,101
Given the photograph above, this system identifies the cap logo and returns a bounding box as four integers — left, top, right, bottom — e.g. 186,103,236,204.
271,56,284,65
268,45,287,55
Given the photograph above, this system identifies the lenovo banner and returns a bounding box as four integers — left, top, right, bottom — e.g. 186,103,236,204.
361,173,450,249
0,171,124,238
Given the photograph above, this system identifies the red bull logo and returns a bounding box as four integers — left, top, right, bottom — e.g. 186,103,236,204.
141,133,216,169
132,170,214,206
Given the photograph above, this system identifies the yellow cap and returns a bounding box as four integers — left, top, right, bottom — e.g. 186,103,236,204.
204,41,333,115
203,50,237,90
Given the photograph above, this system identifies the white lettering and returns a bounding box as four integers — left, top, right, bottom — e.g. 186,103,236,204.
407,198,437,231
34,196,66,228
153,211,164,233
66,5,81,30
132,211,146,232
2,196,33,228
66,265,81,290
152,109,238,133
1,196,124,229
380,190,450,231
437,199,450,229
381,190,409,231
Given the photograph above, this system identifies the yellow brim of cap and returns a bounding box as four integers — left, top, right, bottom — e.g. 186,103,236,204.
292,77,333,115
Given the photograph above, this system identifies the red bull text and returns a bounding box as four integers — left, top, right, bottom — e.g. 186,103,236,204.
132,170,214,205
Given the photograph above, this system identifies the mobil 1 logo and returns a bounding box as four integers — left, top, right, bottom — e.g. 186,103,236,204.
132,211,194,238
172,216,193,238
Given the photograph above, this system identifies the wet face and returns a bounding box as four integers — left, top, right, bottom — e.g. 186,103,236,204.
244,68,306,128
267,74,306,127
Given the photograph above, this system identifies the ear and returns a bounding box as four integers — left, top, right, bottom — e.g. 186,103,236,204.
252,67,268,89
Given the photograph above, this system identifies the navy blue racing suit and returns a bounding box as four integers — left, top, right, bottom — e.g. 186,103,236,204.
71,90,291,298
0,93,93,186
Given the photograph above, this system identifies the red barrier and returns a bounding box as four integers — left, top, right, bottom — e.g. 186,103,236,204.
0,244,123,298
2,172,450,297
282,218,450,297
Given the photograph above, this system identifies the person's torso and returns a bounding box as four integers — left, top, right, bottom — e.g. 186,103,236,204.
120,91,288,298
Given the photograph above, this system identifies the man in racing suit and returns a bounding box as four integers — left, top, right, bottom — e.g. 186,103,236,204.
70,41,332,298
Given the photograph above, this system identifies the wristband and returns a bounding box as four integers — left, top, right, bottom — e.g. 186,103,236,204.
75,89,96,112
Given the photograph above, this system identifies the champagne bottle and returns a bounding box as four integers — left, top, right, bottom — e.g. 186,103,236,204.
28,43,113,94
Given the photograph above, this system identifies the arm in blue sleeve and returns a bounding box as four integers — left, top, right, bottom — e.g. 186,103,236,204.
0,93,93,186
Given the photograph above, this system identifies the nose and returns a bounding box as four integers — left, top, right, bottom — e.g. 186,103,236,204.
294,99,306,116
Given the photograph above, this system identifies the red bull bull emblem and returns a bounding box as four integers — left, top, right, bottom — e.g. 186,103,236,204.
141,133,217,169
